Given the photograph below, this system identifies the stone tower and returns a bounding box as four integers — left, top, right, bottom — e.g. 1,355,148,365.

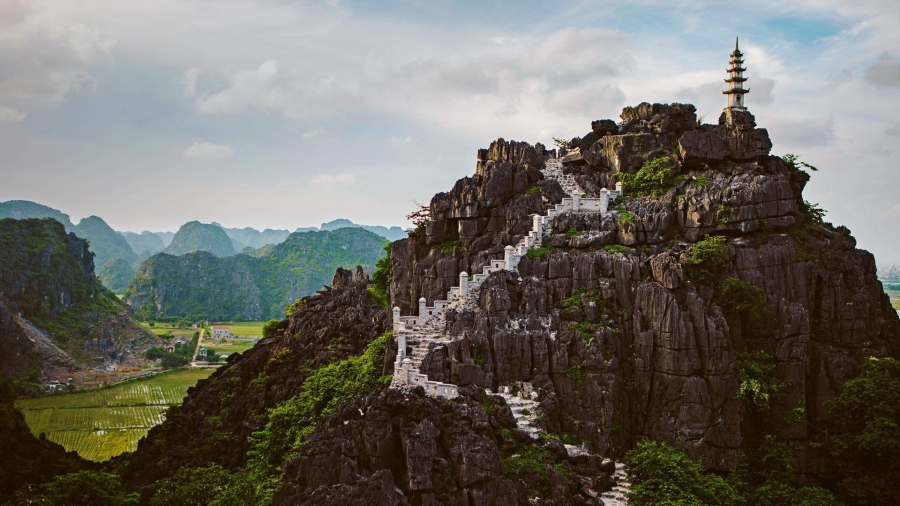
723,37,749,110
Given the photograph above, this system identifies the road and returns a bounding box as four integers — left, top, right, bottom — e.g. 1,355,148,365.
190,328,205,366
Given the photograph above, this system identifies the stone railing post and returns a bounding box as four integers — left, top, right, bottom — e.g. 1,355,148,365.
504,245,515,270
532,214,542,241
616,181,623,195
573,193,581,212
397,332,407,362
418,297,427,323
459,271,469,296
600,189,609,214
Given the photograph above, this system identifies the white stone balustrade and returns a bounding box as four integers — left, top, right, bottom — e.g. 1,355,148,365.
391,155,624,398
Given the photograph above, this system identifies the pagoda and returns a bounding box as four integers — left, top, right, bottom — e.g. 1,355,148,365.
723,37,749,110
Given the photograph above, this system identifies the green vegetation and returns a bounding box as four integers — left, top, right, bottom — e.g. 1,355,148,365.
567,364,588,388
75,215,138,269
121,230,165,257
526,245,554,260
436,239,462,254
565,228,581,239
695,174,710,186
827,357,900,506
369,243,392,309
261,319,282,339
718,278,767,320
782,153,818,174
251,332,392,467
801,200,827,223
150,464,276,506
164,220,237,257
526,185,541,195
735,351,787,411
615,156,684,198
616,205,634,224
12,470,139,506
125,228,388,321
97,258,137,294
602,244,630,255
227,321,267,337
146,332,200,368
627,440,737,505
0,200,76,232
717,203,730,225
15,369,214,461
685,235,728,283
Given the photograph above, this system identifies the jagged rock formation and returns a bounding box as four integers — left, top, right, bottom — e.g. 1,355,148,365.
0,200,76,233
75,215,139,269
393,102,899,476
124,228,389,321
0,218,159,384
164,220,238,257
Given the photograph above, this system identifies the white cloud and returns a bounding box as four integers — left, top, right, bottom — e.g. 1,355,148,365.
310,173,357,185
182,141,234,159
389,136,414,144
0,105,26,122
0,1,113,109
890,204,900,215
887,123,900,137
303,128,324,139
768,116,836,147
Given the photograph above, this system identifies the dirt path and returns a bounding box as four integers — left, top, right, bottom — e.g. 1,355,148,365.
190,328,205,366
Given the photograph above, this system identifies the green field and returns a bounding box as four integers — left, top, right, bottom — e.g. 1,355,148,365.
16,368,215,461
225,321,266,337
139,322,198,338
202,340,256,356
884,290,900,310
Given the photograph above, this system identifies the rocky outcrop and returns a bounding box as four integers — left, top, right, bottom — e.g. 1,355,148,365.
277,388,613,506
392,103,899,478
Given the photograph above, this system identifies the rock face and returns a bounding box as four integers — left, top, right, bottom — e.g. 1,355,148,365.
392,103,899,475
0,218,160,383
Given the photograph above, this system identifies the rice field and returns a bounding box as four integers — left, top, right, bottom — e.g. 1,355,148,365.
226,321,267,337
16,368,214,462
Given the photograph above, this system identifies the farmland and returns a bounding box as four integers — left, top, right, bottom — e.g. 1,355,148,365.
16,368,214,462
226,321,267,337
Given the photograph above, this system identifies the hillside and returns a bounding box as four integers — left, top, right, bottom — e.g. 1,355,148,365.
112,103,899,505
164,220,236,257
317,218,407,241
75,215,139,269
0,218,161,385
121,230,165,258
0,200,76,232
97,258,137,294
124,227,389,321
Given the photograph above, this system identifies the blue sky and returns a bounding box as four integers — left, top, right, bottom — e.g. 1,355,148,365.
1,0,899,263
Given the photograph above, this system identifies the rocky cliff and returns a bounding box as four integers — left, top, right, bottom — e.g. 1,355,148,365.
392,103,898,476
0,218,160,384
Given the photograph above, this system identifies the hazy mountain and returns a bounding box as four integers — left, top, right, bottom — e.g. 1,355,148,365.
74,215,139,269
125,228,388,320
154,231,175,247
0,201,75,233
121,231,166,257
296,218,407,241
212,222,292,250
97,258,137,294
165,221,237,257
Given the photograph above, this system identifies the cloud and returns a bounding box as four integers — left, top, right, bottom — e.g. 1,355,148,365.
864,53,900,87
182,141,234,159
769,116,836,147
890,204,900,215
192,60,360,119
310,173,357,185
0,1,113,109
887,123,900,137
389,136,413,144
303,128,324,139
0,105,26,122
182,68,200,98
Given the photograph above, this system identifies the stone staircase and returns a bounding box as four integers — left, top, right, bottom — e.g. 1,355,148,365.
391,155,625,396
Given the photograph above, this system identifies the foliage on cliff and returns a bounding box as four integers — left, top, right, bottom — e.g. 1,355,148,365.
164,221,237,257
97,258,136,294
0,200,76,232
125,228,389,321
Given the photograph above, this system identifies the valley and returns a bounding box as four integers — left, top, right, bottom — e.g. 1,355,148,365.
15,368,215,461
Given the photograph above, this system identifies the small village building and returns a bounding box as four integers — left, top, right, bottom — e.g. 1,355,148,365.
199,347,208,359
211,326,232,340
174,336,189,345
105,364,118,372
166,344,175,353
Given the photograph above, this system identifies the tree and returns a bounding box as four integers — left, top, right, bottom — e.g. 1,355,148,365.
136,303,156,322
261,319,282,339
27,470,138,506
827,357,900,506
626,440,738,506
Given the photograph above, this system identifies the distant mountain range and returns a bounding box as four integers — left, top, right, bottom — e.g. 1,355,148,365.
0,200,405,294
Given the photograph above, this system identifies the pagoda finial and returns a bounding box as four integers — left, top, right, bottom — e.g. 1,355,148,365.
723,37,748,111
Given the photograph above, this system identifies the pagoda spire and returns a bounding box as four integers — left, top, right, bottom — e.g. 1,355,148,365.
723,37,749,110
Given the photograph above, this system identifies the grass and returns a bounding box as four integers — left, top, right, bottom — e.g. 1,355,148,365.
139,322,196,338
202,340,256,356
16,368,214,462
226,321,267,337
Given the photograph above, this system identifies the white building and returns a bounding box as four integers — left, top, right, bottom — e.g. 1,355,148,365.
211,326,232,339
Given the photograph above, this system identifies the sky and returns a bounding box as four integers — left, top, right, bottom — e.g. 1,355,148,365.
0,0,899,262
